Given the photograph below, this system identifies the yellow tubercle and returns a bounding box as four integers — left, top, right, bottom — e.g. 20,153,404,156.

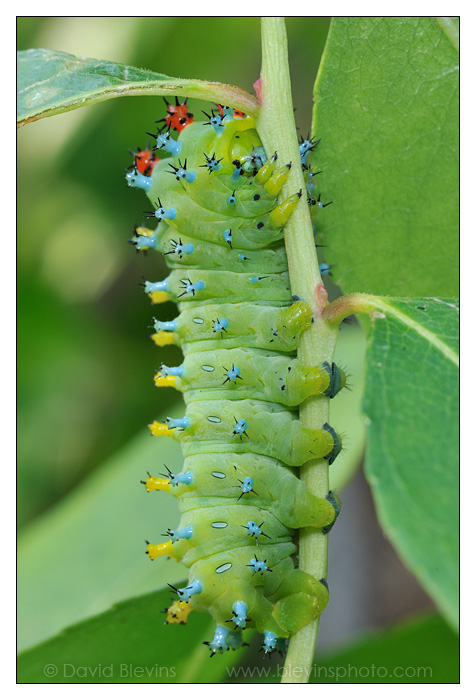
144,475,170,492
256,153,277,184
154,372,177,389
146,540,174,560
264,163,291,196
135,226,155,237
150,290,171,304
268,191,302,229
151,331,176,347
149,421,175,437
164,600,193,625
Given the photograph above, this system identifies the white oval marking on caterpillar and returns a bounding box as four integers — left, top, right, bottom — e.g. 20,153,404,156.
215,563,232,574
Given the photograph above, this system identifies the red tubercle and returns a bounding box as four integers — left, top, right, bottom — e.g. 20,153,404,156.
132,147,159,176
163,97,194,133
216,104,246,119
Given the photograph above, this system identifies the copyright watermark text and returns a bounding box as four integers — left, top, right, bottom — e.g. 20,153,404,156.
227,663,433,681
43,663,176,679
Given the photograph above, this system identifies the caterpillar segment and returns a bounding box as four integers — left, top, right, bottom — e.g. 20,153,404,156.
154,350,346,405
132,225,290,274
151,300,312,354
142,268,292,306
149,398,342,466
128,105,341,655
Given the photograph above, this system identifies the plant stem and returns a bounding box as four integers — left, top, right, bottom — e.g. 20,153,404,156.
255,17,339,684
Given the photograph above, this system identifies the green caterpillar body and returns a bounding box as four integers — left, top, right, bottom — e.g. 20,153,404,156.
130,108,343,655
157,348,341,405
151,300,312,354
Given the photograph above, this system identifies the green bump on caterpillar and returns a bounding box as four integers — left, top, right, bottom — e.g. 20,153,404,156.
129,110,343,654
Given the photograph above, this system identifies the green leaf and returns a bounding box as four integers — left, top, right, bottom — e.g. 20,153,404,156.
311,615,459,683
17,587,246,683
362,297,459,628
329,321,367,491
311,615,459,684
235,615,458,683
312,17,459,297
18,429,187,651
17,49,258,127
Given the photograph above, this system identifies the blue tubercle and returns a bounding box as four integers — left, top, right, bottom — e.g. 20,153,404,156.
133,233,157,250
241,146,267,173
233,419,248,440
235,476,257,501
238,253,249,261
228,601,249,630
262,630,278,654
203,624,229,656
178,279,205,298
319,263,331,276
153,318,177,332
167,525,192,542
154,131,182,157
224,365,241,384
125,168,152,191
223,229,233,248
243,521,270,544
166,159,196,183
166,416,190,430
201,153,222,173
156,205,177,221
166,470,193,487
299,136,320,165
164,238,194,259
213,317,229,336
316,193,333,209
308,192,333,210
252,146,267,169
227,192,236,205
203,110,225,136
144,279,168,294
160,363,184,377
174,579,201,602
248,557,272,577
145,200,177,222
241,477,253,493
232,164,243,181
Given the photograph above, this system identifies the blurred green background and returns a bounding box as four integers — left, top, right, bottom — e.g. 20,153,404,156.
17,17,331,526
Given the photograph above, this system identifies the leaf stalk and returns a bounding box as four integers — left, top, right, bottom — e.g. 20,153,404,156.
255,17,339,684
